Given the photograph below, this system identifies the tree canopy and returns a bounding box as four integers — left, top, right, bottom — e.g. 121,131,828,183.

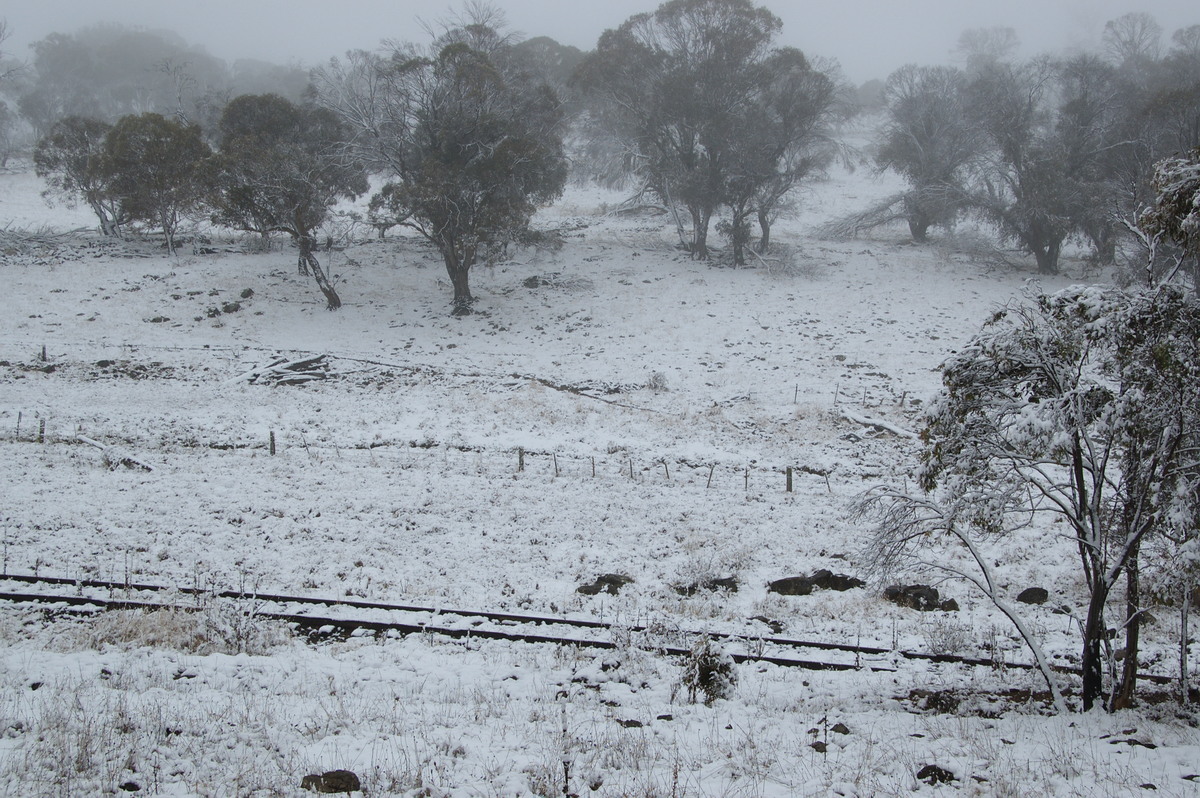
209,93,368,309
315,15,567,313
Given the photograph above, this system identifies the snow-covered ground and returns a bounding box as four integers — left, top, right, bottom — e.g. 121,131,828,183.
1,146,1197,796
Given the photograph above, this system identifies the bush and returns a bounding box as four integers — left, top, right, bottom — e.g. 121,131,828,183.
680,637,737,705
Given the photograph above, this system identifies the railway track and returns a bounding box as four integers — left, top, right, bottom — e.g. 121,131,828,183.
0,573,1174,685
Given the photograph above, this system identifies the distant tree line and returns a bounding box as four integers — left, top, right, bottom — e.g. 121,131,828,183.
869,14,1200,284
9,4,1200,304
10,2,1200,716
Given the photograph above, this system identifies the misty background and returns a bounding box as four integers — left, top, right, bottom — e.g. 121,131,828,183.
5,0,1198,83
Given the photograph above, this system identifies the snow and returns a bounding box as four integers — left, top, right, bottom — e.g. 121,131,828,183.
2,143,1198,796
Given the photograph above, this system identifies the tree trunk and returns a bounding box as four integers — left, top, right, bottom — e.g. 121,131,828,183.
690,206,711,260
757,208,772,254
298,233,341,310
1180,582,1192,703
1035,238,1062,275
161,208,176,256
440,242,474,316
1113,547,1141,710
90,203,118,237
1081,578,1111,711
908,214,931,243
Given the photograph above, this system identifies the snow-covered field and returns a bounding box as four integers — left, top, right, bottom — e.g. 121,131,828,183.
1,144,1197,796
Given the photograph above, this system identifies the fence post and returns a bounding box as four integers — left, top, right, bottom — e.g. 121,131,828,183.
786,466,793,493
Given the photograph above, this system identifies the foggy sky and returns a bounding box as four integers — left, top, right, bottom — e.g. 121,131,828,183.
5,0,1199,83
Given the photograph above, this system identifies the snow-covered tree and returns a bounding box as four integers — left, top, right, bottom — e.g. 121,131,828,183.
860,285,1200,712
574,0,790,259
875,64,979,242
1138,147,1200,289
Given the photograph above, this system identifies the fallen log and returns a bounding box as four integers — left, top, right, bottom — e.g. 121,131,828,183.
837,407,917,439
77,435,154,472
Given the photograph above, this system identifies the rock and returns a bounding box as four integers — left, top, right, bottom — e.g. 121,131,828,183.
751,615,785,635
810,741,827,753
811,570,866,591
768,576,814,596
939,599,960,612
1017,587,1050,605
221,301,241,314
675,576,738,596
301,769,361,794
916,764,956,785
883,584,940,611
831,722,850,735
240,288,254,299
769,570,864,596
118,782,141,793
577,574,633,596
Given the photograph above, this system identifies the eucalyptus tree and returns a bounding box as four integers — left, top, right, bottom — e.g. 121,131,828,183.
34,115,124,235
861,285,1200,712
102,112,210,255
875,64,979,242
314,12,567,314
575,0,785,259
209,93,368,309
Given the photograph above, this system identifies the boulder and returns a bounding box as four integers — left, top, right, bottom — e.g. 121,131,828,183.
675,576,739,596
1017,587,1050,605
768,576,814,596
883,584,941,611
916,764,955,786
811,569,866,591
577,574,633,596
769,570,865,596
301,769,361,794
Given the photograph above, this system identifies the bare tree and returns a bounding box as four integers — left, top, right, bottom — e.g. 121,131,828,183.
1103,12,1163,69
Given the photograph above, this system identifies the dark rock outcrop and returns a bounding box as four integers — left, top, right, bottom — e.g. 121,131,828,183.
1017,587,1050,605
768,569,865,596
883,584,941,611
301,769,361,794
577,574,633,596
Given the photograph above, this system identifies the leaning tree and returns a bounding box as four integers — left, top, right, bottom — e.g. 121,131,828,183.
34,115,124,236
209,93,368,309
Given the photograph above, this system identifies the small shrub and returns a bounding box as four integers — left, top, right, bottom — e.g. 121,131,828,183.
85,601,290,655
646,371,669,393
680,637,737,705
